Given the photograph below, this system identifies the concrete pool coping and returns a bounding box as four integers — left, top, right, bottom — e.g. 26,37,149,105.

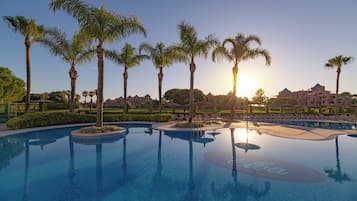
1,121,356,141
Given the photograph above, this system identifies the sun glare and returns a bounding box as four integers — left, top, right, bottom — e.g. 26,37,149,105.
236,74,257,98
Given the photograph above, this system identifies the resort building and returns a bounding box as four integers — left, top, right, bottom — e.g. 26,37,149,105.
104,94,152,107
277,83,357,107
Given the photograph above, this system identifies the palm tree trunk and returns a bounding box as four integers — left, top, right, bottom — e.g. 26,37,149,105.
96,44,104,127
336,67,341,95
189,59,196,123
69,63,78,112
84,96,87,104
25,37,31,113
123,66,128,114
90,97,93,111
158,67,163,113
231,64,238,119
335,67,341,114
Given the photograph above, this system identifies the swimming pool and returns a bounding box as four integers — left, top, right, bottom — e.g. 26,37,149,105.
0,123,356,201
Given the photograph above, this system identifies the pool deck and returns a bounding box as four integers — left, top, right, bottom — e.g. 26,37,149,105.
154,121,357,141
0,124,8,132
1,121,356,140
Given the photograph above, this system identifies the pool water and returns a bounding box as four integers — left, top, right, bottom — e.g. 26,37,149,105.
0,123,356,201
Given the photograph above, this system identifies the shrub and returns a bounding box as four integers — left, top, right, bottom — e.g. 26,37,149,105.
104,113,172,122
79,126,124,133
174,122,204,128
6,112,95,129
6,112,172,129
46,103,69,110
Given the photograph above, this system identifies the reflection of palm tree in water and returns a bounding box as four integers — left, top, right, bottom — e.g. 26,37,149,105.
211,128,270,201
122,135,127,179
23,140,29,201
324,136,352,183
182,132,197,201
156,131,163,177
96,144,103,201
230,128,238,184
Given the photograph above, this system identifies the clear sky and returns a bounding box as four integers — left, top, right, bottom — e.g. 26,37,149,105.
1,0,356,101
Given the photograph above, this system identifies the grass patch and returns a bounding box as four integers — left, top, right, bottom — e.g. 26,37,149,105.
79,125,124,134
174,122,204,128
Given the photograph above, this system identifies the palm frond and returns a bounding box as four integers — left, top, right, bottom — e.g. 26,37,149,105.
77,48,96,64
138,42,154,55
242,48,271,66
115,15,146,39
324,55,353,69
106,44,146,68
49,0,91,24
212,46,233,62
39,28,94,65
244,34,262,46
3,16,45,40
222,38,236,49
104,49,123,64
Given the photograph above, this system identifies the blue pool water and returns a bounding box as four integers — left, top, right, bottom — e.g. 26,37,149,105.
0,123,356,201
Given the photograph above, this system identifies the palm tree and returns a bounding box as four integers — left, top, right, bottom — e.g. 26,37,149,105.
106,43,148,114
65,90,71,105
175,21,218,123
324,55,353,105
3,16,46,112
82,90,88,104
212,33,271,118
50,0,146,127
89,91,95,111
40,30,94,112
139,42,182,113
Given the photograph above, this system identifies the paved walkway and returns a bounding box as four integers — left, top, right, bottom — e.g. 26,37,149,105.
0,124,8,132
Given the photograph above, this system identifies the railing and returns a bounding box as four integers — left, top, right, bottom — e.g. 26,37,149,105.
0,103,41,123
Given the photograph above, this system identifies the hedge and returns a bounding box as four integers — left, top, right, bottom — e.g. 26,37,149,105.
104,114,172,122
6,112,95,129
6,112,173,130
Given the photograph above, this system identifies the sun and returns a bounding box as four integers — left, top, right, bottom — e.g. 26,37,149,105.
236,74,257,98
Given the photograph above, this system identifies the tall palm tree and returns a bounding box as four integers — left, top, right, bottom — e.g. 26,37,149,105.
106,43,148,114
3,16,46,112
139,42,182,113
324,55,353,98
65,90,71,106
50,0,146,127
40,30,94,112
89,90,95,111
175,21,218,123
212,33,271,118
82,90,88,104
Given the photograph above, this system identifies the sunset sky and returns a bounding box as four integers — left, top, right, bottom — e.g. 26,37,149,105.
0,0,356,100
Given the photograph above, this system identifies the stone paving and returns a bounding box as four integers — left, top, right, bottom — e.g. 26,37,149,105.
0,124,8,131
